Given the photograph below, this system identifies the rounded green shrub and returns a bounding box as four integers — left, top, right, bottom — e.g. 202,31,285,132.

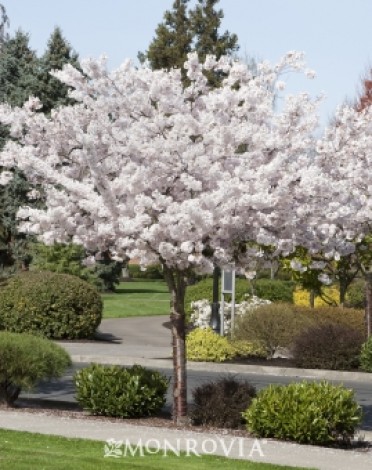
191,377,256,429
234,303,313,357
360,337,372,372
243,381,362,445
0,331,71,406
292,323,364,370
345,280,365,309
186,327,236,362
74,364,169,418
0,271,102,339
253,279,295,303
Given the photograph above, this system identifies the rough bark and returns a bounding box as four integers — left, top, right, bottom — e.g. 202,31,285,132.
309,289,315,308
163,265,188,424
365,272,372,338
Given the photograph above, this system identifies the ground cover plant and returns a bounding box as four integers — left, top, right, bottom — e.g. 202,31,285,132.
0,429,312,470
102,280,170,318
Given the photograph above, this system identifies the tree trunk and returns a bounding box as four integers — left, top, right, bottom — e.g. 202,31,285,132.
365,272,372,338
210,265,220,334
163,265,188,424
339,281,347,308
309,289,315,308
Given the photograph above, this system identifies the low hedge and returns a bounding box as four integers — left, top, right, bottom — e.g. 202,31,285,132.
0,271,102,339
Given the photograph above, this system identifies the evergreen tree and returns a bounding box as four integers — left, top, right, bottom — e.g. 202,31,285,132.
0,26,80,274
0,30,39,109
139,0,239,82
0,3,9,44
0,30,39,272
37,27,80,114
190,0,238,62
140,0,192,71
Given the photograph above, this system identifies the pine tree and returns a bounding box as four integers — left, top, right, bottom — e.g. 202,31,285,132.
139,0,239,81
140,0,192,71
37,27,80,114
190,0,238,62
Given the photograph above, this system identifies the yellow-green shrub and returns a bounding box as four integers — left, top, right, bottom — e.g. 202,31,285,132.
186,328,236,362
293,287,340,307
229,339,268,359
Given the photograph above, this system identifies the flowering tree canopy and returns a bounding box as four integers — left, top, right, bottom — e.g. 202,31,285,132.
0,52,321,269
0,51,322,421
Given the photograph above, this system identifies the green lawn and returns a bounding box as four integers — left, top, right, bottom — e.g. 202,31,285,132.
0,429,313,470
102,280,170,318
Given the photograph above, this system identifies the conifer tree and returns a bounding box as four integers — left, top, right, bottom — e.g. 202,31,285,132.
0,26,80,274
140,0,192,71
0,30,39,272
139,0,239,77
37,27,80,114
190,0,238,62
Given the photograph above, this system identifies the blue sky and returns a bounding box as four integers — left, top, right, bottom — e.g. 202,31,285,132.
3,0,372,129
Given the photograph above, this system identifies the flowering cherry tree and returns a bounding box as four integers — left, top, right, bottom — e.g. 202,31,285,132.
0,52,321,422
302,105,372,332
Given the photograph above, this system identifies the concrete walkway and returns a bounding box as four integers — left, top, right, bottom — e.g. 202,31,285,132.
2,316,372,470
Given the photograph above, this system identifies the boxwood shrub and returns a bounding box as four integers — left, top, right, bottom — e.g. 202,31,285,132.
0,331,71,406
74,364,169,418
243,381,362,446
0,271,102,339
